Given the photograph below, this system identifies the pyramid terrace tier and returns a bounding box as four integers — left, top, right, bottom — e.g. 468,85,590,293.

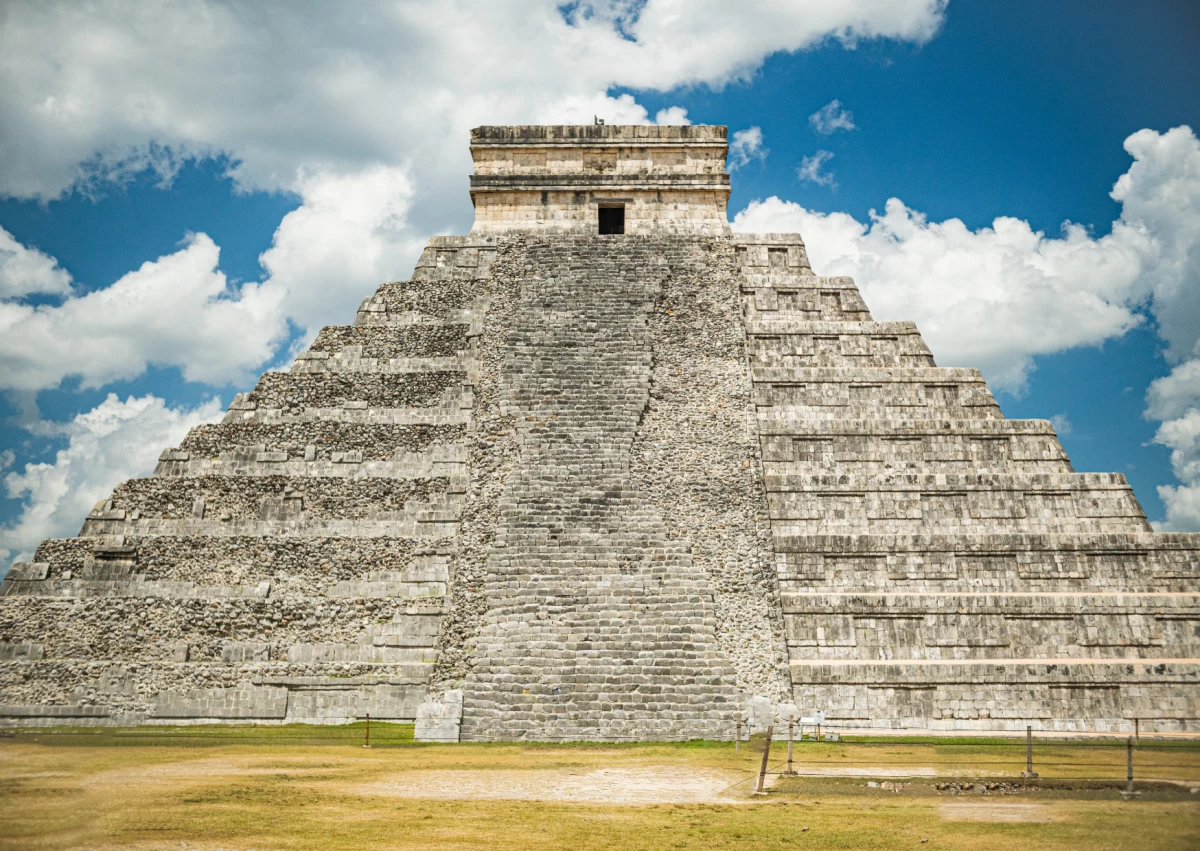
15,534,453,588
223,406,471,427
733,235,813,273
788,660,1200,734
234,369,470,411
3,562,447,603
753,367,1001,418
0,665,435,726
741,275,873,322
781,592,1200,661
760,418,1071,474
353,238,498,325
154,445,466,482
307,323,474,359
772,532,1200,592
292,328,475,377
765,472,1149,534
90,475,453,521
1,595,442,662
174,421,467,464
746,320,935,367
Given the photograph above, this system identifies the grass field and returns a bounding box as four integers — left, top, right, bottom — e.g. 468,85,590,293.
2,725,1198,850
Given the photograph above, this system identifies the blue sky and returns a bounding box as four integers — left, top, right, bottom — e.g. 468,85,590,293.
1,0,1199,562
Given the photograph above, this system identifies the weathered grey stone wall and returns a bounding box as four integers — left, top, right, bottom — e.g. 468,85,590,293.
428,237,524,691
742,235,1200,734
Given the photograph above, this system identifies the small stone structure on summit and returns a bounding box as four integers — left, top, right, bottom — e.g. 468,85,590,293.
2,124,1198,739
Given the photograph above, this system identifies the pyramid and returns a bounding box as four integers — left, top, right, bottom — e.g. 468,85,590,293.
2,124,1197,739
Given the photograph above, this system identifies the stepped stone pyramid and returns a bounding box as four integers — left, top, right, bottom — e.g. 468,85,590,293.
2,124,1198,739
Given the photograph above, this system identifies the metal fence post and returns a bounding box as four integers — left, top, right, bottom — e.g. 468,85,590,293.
1022,725,1037,778
1127,736,1134,796
735,719,741,753
787,719,794,773
755,725,774,793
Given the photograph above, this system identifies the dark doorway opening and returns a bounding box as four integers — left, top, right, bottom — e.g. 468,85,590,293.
598,205,625,234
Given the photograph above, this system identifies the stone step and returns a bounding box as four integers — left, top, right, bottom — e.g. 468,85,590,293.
733,236,812,273
308,323,473,359
780,593,1200,660
1,595,444,662
788,660,1200,732
746,319,920,336
241,369,469,410
741,276,872,321
765,472,1146,534
222,405,472,426
772,531,1200,591
77,516,458,539
176,421,467,463
91,475,456,525
753,368,1000,417
762,428,1070,472
291,353,470,375
746,319,935,367
20,535,453,583
156,454,467,482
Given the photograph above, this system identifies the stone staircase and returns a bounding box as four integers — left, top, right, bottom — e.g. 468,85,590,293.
458,236,755,741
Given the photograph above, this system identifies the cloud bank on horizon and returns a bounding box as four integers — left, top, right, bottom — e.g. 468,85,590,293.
1,0,1198,559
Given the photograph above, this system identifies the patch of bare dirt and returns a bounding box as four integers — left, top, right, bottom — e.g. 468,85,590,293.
360,765,738,804
787,766,938,777
938,802,1063,822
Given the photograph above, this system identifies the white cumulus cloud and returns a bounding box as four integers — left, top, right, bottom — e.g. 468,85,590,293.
797,150,837,187
0,233,288,392
0,393,224,565
1147,360,1200,531
0,1,947,202
1152,406,1200,532
0,226,72,300
653,106,691,126
809,99,857,135
258,165,425,336
728,127,767,170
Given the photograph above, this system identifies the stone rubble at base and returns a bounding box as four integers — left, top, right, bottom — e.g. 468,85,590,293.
1,124,1197,738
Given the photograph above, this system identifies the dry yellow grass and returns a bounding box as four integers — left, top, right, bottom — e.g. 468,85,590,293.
1,726,1198,850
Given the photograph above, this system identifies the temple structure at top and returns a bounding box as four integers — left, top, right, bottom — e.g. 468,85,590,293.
468,124,731,235
1,124,1197,740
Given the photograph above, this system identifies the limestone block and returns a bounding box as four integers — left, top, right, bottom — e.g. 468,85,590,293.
152,686,289,720
415,689,463,742
222,642,270,664
746,695,776,732
6,562,48,581
0,643,44,661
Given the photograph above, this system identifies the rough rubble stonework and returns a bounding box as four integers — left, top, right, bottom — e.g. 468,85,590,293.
2,124,1198,737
